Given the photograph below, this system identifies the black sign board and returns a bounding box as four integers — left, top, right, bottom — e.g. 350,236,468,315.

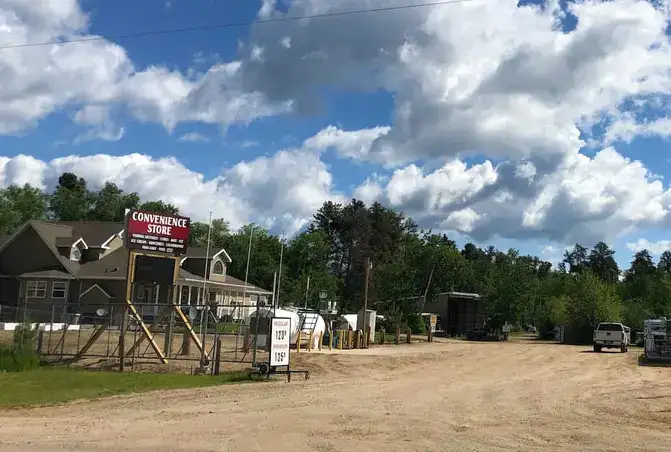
133,254,176,286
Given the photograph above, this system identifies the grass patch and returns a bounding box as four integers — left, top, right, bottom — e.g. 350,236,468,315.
0,368,253,408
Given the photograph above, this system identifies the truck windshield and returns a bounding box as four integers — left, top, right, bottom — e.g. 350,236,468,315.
598,323,622,331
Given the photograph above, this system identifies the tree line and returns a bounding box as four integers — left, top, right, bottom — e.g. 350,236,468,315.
2,174,670,342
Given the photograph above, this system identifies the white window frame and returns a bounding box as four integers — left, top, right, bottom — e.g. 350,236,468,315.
26,281,47,299
51,281,68,299
136,283,145,300
212,260,224,275
70,246,82,262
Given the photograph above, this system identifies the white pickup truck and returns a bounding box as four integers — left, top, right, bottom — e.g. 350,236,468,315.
593,322,630,353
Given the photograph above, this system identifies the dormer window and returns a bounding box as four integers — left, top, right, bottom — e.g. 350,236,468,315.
70,247,82,262
212,260,224,275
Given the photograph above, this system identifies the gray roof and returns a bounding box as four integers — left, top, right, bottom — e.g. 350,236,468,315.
18,270,75,279
77,247,128,279
52,221,123,248
184,247,231,262
177,269,271,294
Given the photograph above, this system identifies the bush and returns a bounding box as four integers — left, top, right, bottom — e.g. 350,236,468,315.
405,313,426,334
0,322,41,372
0,344,40,372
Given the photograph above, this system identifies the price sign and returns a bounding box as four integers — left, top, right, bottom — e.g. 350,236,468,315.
430,315,437,333
270,318,291,367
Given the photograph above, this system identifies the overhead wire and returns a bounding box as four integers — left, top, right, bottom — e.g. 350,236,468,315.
0,0,477,50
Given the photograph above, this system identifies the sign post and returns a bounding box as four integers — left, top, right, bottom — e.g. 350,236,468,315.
120,209,200,366
267,317,292,381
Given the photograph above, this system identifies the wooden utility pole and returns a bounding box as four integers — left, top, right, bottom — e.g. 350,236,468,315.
363,256,371,347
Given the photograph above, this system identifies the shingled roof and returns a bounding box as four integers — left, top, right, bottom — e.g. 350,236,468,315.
52,221,124,248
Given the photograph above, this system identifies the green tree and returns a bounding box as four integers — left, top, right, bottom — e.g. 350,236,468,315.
588,241,620,283
138,200,180,215
89,182,140,222
0,184,48,235
564,272,622,343
49,173,92,221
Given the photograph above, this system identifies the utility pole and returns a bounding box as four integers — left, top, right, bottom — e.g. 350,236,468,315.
363,256,371,347
304,275,310,309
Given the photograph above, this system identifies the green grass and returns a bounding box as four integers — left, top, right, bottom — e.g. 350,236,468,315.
0,368,253,408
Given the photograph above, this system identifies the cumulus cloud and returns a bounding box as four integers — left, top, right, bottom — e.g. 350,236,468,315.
237,0,671,165
178,132,209,143
626,238,671,255
0,1,285,137
3,0,671,246
0,142,343,236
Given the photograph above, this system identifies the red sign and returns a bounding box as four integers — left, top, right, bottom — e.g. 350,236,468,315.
125,209,190,256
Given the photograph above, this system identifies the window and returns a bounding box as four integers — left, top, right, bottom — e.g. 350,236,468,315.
136,284,145,300
598,323,623,331
180,286,190,305
51,281,68,299
70,247,81,262
212,260,224,275
26,281,47,298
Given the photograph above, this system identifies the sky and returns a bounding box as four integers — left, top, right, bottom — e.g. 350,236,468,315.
1,0,671,270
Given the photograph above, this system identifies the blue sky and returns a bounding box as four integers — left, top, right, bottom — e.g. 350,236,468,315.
1,0,671,271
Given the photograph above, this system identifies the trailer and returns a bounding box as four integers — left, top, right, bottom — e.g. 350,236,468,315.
643,318,671,361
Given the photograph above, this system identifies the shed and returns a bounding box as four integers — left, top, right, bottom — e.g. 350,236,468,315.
423,291,486,337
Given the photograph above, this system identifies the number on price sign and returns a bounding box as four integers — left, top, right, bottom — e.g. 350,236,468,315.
270,318,291,367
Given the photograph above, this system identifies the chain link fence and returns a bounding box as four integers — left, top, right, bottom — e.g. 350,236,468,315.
0,301,267,371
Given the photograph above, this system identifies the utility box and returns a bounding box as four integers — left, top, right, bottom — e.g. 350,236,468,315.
357,309,377,339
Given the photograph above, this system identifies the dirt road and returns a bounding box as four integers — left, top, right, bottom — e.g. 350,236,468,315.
1,339,671,452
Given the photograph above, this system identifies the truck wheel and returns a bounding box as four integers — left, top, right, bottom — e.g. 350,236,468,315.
594,344,602,353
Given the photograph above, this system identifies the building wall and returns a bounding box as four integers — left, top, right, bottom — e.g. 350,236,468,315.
0,226,65,275
100,236,123,258
18,279,73,323
182,258,207,278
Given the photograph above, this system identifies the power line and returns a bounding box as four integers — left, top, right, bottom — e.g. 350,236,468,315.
0,0,477,50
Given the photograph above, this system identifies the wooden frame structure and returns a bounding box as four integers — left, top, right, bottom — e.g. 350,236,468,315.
72,250,204,366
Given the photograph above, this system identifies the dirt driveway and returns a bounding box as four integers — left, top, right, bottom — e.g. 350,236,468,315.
1,339,670,452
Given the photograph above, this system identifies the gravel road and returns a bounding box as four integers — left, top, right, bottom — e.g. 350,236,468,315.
1,339,670,451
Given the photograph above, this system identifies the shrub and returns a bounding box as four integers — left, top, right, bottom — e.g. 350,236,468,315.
405,313,426,334
0,344,40,372
0,322,41,372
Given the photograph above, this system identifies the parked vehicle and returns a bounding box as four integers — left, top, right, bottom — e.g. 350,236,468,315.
593,322,630,353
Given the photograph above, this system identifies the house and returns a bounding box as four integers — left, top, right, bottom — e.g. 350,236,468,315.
0,220,271,324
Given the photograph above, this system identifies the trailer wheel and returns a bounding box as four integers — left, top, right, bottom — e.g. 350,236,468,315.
594,344,602,353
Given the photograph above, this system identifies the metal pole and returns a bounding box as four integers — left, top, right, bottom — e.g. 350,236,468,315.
242,225,256,364
304,275,310,309
276,240,284,307
271,271,277,313
242,225,254,307
363,256,371,347
200,211,213,367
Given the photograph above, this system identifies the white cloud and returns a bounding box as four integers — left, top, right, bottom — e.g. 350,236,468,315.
303,125,390,159
73,105,124,143
0,133,344,236
237,0,671,164
0,1,285,137
626,238,671,255
3,0,671,247
178,132,209,143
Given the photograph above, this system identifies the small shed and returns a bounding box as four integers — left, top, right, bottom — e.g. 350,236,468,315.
423,292,485,337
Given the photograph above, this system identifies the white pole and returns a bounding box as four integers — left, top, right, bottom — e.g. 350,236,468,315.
304,275,310,309
276,239,284,308
200,211,213,366
271,271,277,313
242,224,254,312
